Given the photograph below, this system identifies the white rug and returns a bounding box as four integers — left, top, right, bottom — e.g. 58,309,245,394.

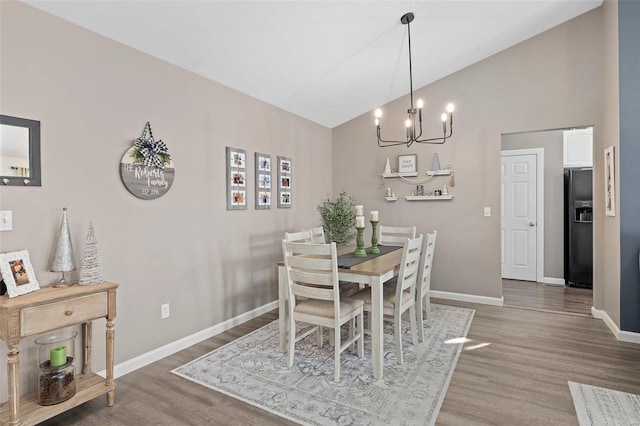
172,304,474,425
569,381,640,425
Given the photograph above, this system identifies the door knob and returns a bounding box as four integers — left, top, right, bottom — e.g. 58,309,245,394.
529,222,536,227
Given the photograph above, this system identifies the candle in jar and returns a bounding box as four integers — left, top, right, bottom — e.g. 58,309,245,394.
50,345,67,368
356,216,365,228
370,211,379,221
355,205,364,216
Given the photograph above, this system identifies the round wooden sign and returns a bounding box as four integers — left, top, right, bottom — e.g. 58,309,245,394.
120,146,174,200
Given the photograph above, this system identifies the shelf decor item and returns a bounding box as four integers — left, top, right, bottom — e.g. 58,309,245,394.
431,153,441,172
120,122,174,200
51,208,75,286
318,191,356,245
79,222,103,285
35,331,77,406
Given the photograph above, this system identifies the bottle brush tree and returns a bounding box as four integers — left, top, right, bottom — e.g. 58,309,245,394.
317,191,356,245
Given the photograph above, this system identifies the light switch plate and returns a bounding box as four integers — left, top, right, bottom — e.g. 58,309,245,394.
484,207,491,217
0,211,12,231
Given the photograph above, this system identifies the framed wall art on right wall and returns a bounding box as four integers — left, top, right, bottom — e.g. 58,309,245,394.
604,145,615,217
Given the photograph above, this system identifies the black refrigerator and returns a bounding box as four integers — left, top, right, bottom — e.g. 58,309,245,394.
564,168,593,288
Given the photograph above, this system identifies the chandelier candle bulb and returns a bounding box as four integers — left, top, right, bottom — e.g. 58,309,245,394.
355,205,364,216
370,211,379,222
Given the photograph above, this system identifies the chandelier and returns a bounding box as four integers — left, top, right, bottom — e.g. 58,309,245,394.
375,13,455,147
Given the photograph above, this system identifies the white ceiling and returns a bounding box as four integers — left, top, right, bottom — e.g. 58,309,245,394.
24,0,602,128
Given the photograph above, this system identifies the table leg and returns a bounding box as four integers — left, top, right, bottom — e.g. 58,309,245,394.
7,345,19,425
371,276,384,379
278,264,287,353
106,318,115,406
82,322,93,375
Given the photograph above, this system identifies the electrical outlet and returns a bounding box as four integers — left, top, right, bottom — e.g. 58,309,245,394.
484,207,491,217
0,211,13,231
161,303,170,319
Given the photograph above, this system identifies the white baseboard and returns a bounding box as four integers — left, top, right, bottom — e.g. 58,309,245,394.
591,306,640,344
542,277,565,286
431,290,504,306
97,300,279,379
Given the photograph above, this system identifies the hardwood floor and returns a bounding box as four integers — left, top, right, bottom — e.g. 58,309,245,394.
40,295,639,425
502,279,593,316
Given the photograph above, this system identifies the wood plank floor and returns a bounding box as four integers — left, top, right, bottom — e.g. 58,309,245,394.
40,296,639,425
502,279,593,316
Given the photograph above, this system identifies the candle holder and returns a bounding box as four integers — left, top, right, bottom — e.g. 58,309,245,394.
369,221,380,254
35,330,77,406
354,226,367,258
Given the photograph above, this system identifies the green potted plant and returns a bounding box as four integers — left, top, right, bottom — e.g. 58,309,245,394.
317,191,356,245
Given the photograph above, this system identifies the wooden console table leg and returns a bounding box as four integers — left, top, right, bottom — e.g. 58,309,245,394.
82,322,93,375
7,345,20,425
106,318,115,406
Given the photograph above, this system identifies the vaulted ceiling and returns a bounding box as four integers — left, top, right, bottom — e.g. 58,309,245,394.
25,1,603,128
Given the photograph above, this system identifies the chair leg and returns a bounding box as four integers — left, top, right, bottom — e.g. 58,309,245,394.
409,305,418,345
334,327,341,382
357,310,364,358
425,292,431,322
287,318,296,368
417,296,425,342
317,326,323,348
395,312,404,365
348,318,355,352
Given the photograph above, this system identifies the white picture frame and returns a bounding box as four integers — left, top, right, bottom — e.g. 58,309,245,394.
604,146,615,217
0,250,40,298
398,154,417,173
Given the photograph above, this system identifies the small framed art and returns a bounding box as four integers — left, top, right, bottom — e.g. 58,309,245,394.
277,156,292,208
226,147,247,210
0,250,40,298
398,154,417,173
255,152,271,210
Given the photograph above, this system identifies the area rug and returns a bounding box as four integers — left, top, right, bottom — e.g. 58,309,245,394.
172,304,474,425
569,381,640,425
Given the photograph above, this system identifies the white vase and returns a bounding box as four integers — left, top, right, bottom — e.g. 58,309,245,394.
384,158,391,174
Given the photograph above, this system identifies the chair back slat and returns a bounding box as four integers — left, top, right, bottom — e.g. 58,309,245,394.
307,226,326,244
285,230,313,243
291,282,334,301
379,225,417,247
396,235,423,293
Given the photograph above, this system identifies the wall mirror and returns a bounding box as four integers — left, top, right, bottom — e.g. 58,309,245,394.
0,115,41,186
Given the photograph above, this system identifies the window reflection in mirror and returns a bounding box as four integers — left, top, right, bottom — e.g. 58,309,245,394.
0,115,41,186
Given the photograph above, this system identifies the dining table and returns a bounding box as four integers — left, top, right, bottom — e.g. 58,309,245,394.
278,244,403,380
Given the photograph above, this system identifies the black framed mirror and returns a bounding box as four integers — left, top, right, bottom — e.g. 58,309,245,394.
0,115,41,186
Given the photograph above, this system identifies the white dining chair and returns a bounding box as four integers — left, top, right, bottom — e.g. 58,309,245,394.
416,231,437,342
350,235,422,365
282,240,364,382
378,225,417,246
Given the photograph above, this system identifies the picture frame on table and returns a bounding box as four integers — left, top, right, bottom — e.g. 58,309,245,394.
398,154,417,173
604,146,615,217
0,250,40,298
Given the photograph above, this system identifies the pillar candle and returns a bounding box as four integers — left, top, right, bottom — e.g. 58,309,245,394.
356,216,365,228
50,345,67,368
355,205,363,216
370,211,379,221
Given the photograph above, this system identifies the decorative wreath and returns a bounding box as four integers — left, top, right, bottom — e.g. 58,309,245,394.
131,121,171,168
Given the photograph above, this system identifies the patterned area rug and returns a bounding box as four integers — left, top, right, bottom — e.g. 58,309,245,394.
172,304,474,425
569,381,640,426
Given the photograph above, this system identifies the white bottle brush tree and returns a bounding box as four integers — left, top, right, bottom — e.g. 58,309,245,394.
79,222,103,285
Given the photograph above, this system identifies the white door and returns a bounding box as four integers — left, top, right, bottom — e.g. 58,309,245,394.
501,154,537,281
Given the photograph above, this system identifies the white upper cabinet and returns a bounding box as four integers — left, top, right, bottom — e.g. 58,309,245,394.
563,127,593,167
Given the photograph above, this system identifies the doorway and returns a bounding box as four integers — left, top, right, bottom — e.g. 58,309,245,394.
500,127,593,316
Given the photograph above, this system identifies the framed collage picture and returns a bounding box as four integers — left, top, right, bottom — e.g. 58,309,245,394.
277,156,292,208
255,152,271,210
226,147,247,210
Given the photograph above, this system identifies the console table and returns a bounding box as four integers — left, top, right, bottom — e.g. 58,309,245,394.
0,281,118,425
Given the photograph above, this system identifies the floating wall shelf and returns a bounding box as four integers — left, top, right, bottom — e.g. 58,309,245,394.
425,170,452,176
385,196,398,202
405,195,454,201
381,172,419,178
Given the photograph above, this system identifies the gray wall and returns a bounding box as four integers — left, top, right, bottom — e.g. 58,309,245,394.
501,129,567,281
0,2,332,399
618,0,640,333
332,8,604,301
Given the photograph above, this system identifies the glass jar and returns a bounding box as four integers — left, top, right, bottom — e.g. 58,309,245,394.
34,330,77,405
